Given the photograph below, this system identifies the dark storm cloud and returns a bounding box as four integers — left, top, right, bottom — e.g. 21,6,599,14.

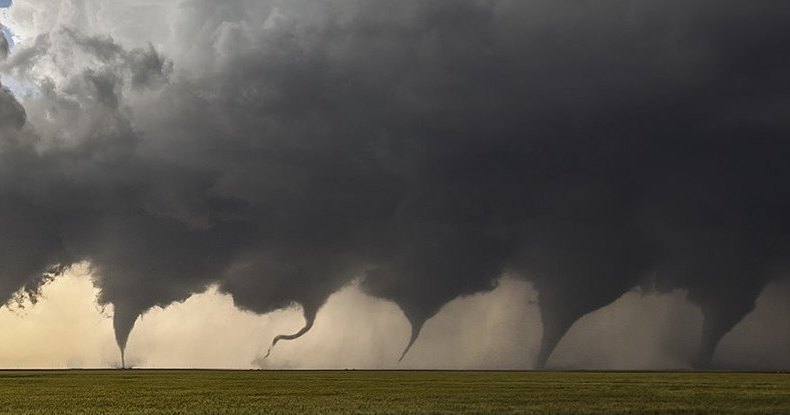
1,38,42,305
2,0,790,368
0,33,8,60
0,85,23,128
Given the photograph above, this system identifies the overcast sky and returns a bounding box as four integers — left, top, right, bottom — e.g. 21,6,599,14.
1,0,790,370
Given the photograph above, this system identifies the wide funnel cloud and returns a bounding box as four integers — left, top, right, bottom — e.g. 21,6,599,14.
1,0,790,368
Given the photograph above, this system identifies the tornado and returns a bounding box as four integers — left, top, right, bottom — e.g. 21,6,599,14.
112,303,138,369
516,219,652,369
398,316,426,364
362,227,506,363
220,253,357,361
263,315,315,360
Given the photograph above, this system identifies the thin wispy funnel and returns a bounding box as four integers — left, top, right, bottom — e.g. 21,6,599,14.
263,308,317,360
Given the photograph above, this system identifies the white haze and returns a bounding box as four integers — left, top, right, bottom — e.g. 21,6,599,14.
1,269,788,369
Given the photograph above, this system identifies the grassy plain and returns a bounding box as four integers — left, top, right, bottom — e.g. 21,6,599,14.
0,370,788,414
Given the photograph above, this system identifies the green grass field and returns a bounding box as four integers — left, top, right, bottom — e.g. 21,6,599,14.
0,370,788,414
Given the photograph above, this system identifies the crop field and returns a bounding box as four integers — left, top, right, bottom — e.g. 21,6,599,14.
0,370,789,414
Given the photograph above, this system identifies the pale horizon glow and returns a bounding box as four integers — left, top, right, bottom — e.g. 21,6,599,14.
1,268,788,370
